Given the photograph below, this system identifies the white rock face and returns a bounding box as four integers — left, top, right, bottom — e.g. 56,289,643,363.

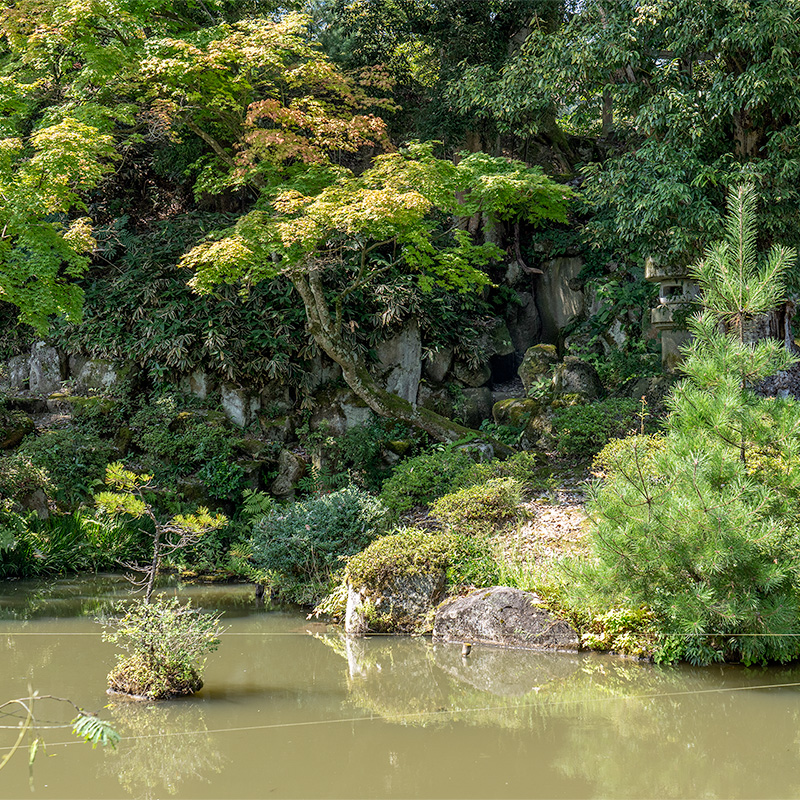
220,383,260,427
75,359,120,390
1,354,31,390
536,256,585,343
374,322,422,403
29,342,62,395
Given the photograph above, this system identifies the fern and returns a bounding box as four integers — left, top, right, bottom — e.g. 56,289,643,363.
71,714,120,749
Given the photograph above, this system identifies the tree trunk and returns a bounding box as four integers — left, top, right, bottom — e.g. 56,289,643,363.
290,269,514,457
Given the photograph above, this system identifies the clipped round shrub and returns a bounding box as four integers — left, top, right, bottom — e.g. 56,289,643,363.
431,477,522,536
346,527,450,591
378,448,474,515
461,451,546,492
251,486,389,601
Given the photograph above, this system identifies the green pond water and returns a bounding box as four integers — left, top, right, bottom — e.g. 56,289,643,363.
2,576,800,799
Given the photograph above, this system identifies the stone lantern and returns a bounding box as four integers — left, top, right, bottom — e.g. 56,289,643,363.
644,256,698,371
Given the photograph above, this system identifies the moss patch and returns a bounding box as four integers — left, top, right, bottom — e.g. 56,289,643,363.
346,528,450,591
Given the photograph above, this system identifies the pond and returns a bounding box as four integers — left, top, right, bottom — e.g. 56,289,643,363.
2,576,800,799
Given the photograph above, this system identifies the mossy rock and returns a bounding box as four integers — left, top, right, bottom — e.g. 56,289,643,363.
549,392,586,409
345,528,450,634
431,478,522,536
552,356,604,400
107,655,203,700
492,398,542,427
518,344,559,394
0,410,34,449
234,437,276,459
386,439,412,456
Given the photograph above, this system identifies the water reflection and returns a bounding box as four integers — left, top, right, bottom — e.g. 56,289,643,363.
321,632,800,798
5,581,800,799
104,700,225,800
0,574,273,620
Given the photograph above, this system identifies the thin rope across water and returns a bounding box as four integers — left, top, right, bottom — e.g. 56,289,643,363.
3,679,800,754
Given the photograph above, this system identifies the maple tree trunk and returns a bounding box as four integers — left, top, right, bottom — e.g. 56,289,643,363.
290,269,514,457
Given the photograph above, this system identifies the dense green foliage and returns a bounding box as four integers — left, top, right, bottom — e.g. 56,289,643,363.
0,509,149,579
378,448,474,514
250,485,389,603
550,398,652,459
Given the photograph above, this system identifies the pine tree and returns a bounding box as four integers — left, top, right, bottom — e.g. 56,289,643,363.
582,185,800,666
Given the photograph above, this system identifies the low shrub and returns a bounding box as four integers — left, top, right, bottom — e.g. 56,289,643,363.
445,531,501,588
431,477,522,536
103,597,224,700
378,448,474,515
129,395,244,499
0,453,53,501
591,433,666,479
461,451,547,494
550,398,650,459
250,486,390,603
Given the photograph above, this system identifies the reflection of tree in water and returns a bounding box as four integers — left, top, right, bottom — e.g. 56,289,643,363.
548,659,800,799
104,700,224,799
323,633,800,797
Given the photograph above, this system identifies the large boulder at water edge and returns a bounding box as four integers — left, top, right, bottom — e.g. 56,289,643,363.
345,529,449,634
433,587,579,651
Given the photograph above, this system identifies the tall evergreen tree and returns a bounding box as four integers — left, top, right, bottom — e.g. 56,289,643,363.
580,185,800,666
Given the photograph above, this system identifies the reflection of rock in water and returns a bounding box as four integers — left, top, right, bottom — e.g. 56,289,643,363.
104,699,224,800
433,642,582,696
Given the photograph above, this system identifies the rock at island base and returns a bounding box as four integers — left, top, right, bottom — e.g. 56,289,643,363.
433,586,579,651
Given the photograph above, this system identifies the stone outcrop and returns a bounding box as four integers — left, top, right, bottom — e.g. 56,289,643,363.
29,342,62,395
518,344,559,394
505,291,541,356
269,449,306,499
433,586,579,651
220,384,261,428
535,257,585,344
453,361,491,388
552,356,603,400
423,347,453,384
345,570,446,635
373,323,422,403
68,358,123,392
460,387,493,428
